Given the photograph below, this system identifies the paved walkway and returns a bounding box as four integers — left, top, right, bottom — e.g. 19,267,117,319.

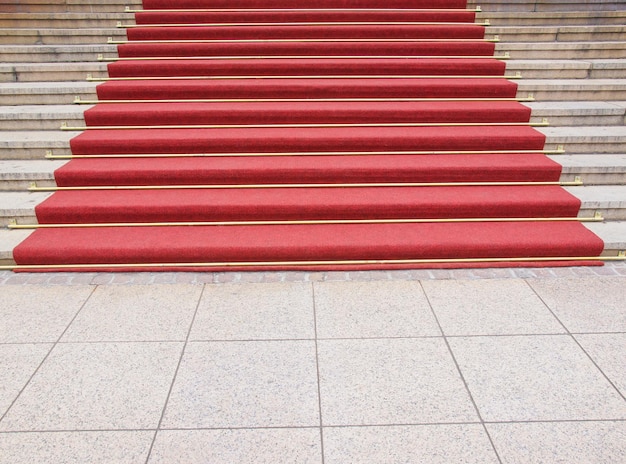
0,264,625,463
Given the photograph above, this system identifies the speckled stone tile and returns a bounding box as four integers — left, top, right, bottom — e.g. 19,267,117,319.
0,431,153,464
487,421,626,464
314,280,440,339
0,286,93,343
449,335,626,422
422,279,564,336
161,341,319,428
575,333,626,397
61,284,201,342
317,338,477,426
149,428,322,463
323,424,499,464
0,342,183,431
0,344,51,417
528,277,626,333
190,282,314,341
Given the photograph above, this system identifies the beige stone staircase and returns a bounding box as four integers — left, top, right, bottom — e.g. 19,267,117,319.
0,0,624,265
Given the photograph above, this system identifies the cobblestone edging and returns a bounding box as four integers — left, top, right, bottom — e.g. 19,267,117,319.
0,262,624,286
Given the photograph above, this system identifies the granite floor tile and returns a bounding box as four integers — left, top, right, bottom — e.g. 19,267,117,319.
323,424,499,464
161,340,319,428
0,286,93,343
317,338,478,426
149,428,322,464
528,277,626,333
575,333,626,397
422,279,564,336
0,342,183,431
0,344,51,417
0,431,154,464
61,284,202,342
190,282,314,341
314,280,440,339
487,421,626,464
449,335,626,422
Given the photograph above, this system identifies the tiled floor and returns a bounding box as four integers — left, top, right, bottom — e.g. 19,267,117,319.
0,266,625,463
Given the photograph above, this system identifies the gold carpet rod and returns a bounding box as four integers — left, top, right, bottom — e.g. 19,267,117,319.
117,21,491,28
28,178,582,192
46,146,564,160
125,7,483,13
61,120,548,131
8,214,604,230
108,37,499,44
3,254,625,272
88,73,522,82
99,53,510,61
73,94,533,105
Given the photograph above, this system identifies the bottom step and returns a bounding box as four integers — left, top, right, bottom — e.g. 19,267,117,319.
11,221,604,271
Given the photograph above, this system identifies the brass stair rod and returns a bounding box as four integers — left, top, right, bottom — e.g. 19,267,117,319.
3,255,624,272
118,21,491,28
108,37,498,44
28,179,582,192
9,216,605,230
46,146,563,160
61,120,548,131
89,74,521,82
74,95,533,105
100,54,510,61
124,7,483,13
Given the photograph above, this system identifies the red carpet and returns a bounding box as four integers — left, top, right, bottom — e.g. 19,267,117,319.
13,0,605,271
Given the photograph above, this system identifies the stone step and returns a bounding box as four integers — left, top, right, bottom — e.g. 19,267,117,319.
0,82,97,106
0,130,77,160
517,79,626,102
507,59,626,79
0,0,137,14
0,28,125,46
0,62,109,83
4,41,624,65
553,154,626,185
0,44,116,63
0,160,64,191
565,185,626,220
0,13,132,28
1,185,625,228
497,41,626,60
478,11,626,27
471,0,626,12
540,126,626,154
0,105,89,131
491,25,626,43
527,101,626,127
1,124,625,160
0,154,624,192
1,101,624,132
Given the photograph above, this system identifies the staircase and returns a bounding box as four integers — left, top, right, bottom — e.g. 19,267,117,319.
0,0,624,269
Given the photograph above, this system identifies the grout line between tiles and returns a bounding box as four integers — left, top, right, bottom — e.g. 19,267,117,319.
0,285,98,425
311,283,326,464
524,279,626,403
143,283,207,464
419,281,504,464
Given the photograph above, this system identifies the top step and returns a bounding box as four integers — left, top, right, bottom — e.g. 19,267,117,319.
469,0,626,12
0,0,140,13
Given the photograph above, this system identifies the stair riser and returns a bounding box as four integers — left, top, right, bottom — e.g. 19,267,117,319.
0,51,115,63
480,15,626,27
0,67,107,83
0,118,84,131
0,91,96,106
0,17,131,28
495,31,626,43
0,31,125,46
518,89,626,102
0,1,136,13
475,2,626,12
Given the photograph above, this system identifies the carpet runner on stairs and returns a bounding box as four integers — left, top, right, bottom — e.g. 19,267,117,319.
12,0,605,271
